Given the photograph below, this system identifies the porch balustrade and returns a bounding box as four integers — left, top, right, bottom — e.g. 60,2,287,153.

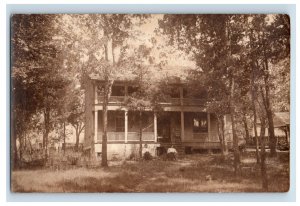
97,131,155,142
96,96,205,106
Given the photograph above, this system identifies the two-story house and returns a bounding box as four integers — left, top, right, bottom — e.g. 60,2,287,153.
83,75,228,160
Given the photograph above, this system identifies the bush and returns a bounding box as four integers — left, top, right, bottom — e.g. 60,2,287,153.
143,152,152,161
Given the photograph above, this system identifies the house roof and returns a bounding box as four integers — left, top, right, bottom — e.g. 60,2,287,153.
87,65,192,84
254,112,289,128
273,112,290,127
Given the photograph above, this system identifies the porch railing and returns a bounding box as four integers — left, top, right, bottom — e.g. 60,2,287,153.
97,132,125,141
96,96,206,106
97,131,155,142
97,96,125,104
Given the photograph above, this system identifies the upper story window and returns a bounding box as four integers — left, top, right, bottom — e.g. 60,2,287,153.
128,86,139,96
111,85,125,96
183,88,188,98
169,87,180,98
193,90,208,99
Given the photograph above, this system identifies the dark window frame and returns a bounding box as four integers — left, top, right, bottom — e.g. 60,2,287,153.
111,85,125,97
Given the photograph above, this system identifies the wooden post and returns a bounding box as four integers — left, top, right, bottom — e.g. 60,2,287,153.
125,110,128,143
94,110,98,143
181,111,185,141
154,112,157,142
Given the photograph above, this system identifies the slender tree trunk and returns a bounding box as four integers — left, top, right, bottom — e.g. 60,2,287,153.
251,96,260,164
75,126,79,152
139,111,143,159
263,41,276,157
221,117,228,154
101,39,114,167
43,108,50,161
230,78,241,176
242,114,250,140
226,20,240,174
249,29,261,164
102,95,108,167
102,79,113,167
259,116,268,191
216,116,225,158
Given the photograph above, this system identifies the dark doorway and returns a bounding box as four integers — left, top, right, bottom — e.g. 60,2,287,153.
157,113,171,143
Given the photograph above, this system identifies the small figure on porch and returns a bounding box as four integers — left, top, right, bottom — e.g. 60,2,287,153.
143,144,152,161
167,145,178,161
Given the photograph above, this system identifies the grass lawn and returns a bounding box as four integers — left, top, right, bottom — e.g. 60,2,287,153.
11,151,289,193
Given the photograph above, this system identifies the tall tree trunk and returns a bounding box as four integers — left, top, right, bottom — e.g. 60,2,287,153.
226,20,240,175
139,111,143,159
263,40,276,157
102,94,108,167
102,79,113,167
249,28,261,164
101,39,114,167
259,116,268,191
251,92,260,164
230,78,241,176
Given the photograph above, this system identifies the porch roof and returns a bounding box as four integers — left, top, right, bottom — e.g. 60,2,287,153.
273,112,290,127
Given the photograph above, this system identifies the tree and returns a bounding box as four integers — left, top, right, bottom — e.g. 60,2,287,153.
159,14,290,177
11,14,71,163
159,14,246,176
249,15,290,157
56,14,150,166
66,87,85,151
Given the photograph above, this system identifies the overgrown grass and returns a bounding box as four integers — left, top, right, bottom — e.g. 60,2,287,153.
11,151,289,192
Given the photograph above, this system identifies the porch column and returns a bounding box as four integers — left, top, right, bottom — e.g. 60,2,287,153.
125,110,128,143
94,84,98,104
94,110,98,143
181,111,185,141
207,113,211,142
154,112,157,142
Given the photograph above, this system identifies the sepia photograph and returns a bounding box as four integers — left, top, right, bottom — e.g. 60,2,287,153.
10,14,290,193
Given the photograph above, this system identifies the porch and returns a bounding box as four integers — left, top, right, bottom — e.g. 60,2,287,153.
93,110,220,152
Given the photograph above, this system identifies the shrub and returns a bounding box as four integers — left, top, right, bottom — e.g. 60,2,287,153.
143,152,152,161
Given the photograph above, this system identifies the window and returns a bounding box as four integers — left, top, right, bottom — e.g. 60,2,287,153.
169,87,180,98
111,85,125,96
183,88,188,98
128,86,139,95
193,90,208,99
193,114,208,133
